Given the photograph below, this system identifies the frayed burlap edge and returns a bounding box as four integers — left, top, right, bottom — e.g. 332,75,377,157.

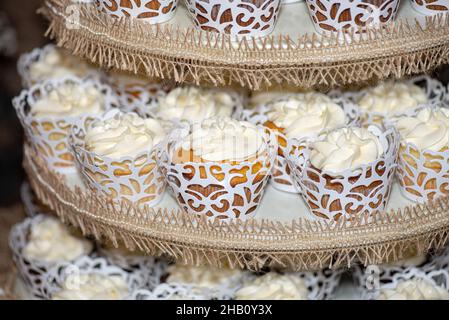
24,144,449,271
40,0,449,90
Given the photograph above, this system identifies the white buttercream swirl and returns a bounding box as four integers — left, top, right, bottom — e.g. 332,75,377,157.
235,273,309,300
157,87,235,122
166,264,243,288
358,81,428,115
310,127,384,173
266,93,347,139
377,279,449,300
29,48,92,83
180,117,266,162
52,273,129,300
23,217,92,262
31,83,105,119
85,113,166,158
392,107,449,152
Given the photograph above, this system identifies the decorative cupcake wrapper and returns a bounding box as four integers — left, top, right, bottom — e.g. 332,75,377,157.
8,214,94,300
411,0,449,15
41,257,147,300
95,0,178,24
305,0,401,35
353,254,449,300
70,110,167,207
13,76,119,172
287,126,399,222
240,96,360,193
17,44,105,88
130,284,211,300
157,125,277,221
96,244,167,289
340,75,447,126
185,0,282,38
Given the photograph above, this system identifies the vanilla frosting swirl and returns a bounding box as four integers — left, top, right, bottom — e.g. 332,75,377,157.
180,117,266,162
378,279,449,300
166,264,243,288
31,83,105,119
266,93,347,139
235,273,309,300
52,273,129,300
157,87,235,122
392,107,449,152
85,113,166,158
358,81,428,115
310,127,384,173
29,48,91,82
23,217,92,262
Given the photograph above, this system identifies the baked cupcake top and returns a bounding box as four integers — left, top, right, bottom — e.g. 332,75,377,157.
176,117,266,163
31,83,105,119
23,217,93,262
377,279,449,300
29,48,91,82
235,273,309,300
109,71,149,87
166,264,243,288
52,273,129,300
358,81,428,115
85,113,166,159
310,127,384,173
156,87,235,122
391,107,449,152
265,93,346,139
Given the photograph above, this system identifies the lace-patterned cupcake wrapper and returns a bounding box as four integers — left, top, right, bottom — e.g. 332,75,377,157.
8,214,94,300
240,96,360,193
41,256,147,300
130,284,211,300
185,0,282,38
411,0,449,15
157,125,277,221
13,76,119,172
95,0,179,24
286,125,400,223
69,110,167,207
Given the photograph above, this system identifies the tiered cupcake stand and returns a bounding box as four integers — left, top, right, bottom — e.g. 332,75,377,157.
9,0,449,299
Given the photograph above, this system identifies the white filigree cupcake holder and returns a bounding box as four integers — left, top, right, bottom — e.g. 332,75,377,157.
340,75,447,126
13,76,119,172
70,110,167,207
240,96,360,194
286,126,399,222
17,44,104,88
185,0,282,38
305,0,400,35
41,257,147,300
411,0,449,15
130,284,211,300
353,253,449,300
95,0,178,24
8,214,94,300
157,125,277,221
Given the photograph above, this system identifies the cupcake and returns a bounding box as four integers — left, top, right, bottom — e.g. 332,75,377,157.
388,107,449,203
377,279,449,300
70,110,167,206
155,86,242,125
243,92,359,193
95,0,178,24
305,0,400,34
9,215,94,299
411,0,449,15
288,126,399,222
13,77,118,171
132,284,211,300
185,0,282,37
158,117,276,221
107,71,173,117
17,44,100,88
234,272,309,300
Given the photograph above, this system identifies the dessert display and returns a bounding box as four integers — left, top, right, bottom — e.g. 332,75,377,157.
13,77,118,171
388,107,449,203
70,111,167,206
